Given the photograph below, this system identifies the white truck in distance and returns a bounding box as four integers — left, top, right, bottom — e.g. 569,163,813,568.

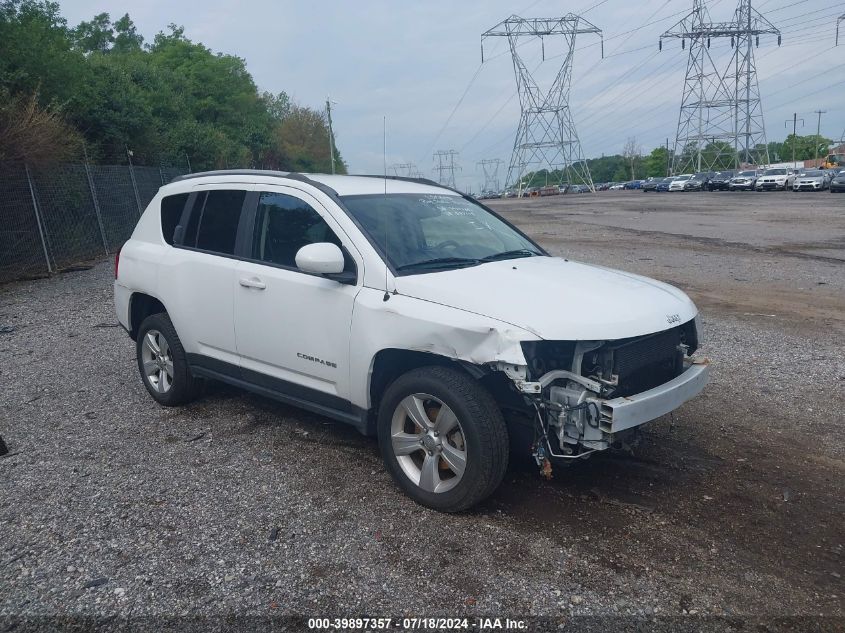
114,171,709,512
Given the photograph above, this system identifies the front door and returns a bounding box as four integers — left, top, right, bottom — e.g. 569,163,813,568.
233,188,361,411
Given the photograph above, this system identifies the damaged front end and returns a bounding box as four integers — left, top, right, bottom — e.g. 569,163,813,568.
503,319,709,471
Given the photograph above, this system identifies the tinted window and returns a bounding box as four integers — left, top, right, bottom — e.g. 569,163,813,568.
251,192,343,268
192,190,246,255
160,193,188,245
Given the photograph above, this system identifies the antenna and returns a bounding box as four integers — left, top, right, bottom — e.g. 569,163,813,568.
383,116,390,302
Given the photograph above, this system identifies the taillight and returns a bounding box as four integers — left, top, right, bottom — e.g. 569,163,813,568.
115,246,121,279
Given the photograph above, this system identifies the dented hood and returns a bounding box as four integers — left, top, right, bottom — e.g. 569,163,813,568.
395,256,698,341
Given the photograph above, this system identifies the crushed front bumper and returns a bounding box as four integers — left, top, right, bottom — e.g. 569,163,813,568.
598,361,709,433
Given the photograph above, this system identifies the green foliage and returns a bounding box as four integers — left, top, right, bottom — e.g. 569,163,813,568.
0,1,345,171
767,134,832,162
645,146,670,177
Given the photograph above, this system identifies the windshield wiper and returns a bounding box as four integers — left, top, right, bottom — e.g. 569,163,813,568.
479,249,541,262
395,257,480,271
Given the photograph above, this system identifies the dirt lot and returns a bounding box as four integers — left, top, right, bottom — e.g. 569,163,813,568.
1,190,843,630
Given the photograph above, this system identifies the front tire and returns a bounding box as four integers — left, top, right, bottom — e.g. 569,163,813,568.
136,313,201,406
377,366,509,512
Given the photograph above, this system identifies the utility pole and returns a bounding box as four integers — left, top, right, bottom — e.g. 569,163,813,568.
433,150,461,189
813,109,826,163
660,0,780,174
326,97,337,175
482,14,603,192
785,114,804,167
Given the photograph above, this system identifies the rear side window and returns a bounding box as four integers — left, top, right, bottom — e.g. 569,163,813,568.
251,192,343,268
160,193,188,245
184,190,246,255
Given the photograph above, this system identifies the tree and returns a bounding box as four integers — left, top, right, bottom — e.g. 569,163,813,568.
272,104,346,174
112,13,142,53
0,90,82,164
0,3,346,171
645,146,670,177
782,134,832,163
72,12,113,53
623,137,641,181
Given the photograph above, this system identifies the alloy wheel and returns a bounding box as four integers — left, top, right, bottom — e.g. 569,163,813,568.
141,329,174,393
390,393,467,494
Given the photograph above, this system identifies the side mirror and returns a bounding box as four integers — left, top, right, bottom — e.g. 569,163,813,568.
295,243,353,282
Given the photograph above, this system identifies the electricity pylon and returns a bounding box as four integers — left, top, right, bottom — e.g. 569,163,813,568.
660,0,779,173
478,159,504,193
433,150,461,188
482,15,602,193
837,13,844,45
390,162,418,177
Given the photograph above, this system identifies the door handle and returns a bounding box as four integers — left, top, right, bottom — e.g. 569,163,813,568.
239,277,266,290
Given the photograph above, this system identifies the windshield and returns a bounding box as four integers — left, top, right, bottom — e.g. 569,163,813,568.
764,169,786,175
341,193,543,273
800,171,823,177
737,171,756,177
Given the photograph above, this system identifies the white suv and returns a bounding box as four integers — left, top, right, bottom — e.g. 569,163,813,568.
668,174,692,191
114,170,708,511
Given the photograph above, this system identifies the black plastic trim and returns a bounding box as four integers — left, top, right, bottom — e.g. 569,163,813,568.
187,353,372,435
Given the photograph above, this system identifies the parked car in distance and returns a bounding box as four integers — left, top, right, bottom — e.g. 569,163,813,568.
684,172,715,191
755,168,796,191
609,182,625,190
558,183,570,194
595,182,610,191
572,184,592,193
669,174,693,191
708,170,736,191
728,170,758,191
539,185,559,197
830,170,845,193
792,170,833,191
641,178,661,192
113,170,708,512
655,177,674,192
623,180,644,190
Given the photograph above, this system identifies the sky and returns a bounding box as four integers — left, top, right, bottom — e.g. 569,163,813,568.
57,0,845,191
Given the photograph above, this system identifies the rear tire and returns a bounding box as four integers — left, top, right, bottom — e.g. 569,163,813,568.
136,313,202,406
377,366,509,512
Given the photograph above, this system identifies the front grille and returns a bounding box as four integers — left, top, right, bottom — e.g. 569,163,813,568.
612,328,682,380
581,320,698,397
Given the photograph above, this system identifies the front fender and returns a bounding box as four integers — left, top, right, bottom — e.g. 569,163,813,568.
348,287,537,409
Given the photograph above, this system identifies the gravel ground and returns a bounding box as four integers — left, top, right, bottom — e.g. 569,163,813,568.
1,190,843,631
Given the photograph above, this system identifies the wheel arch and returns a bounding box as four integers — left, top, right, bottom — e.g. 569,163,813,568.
367,348,523,419
128,292,168,340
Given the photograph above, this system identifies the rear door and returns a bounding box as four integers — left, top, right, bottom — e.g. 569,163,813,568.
159,187,251,369
233,187,363,410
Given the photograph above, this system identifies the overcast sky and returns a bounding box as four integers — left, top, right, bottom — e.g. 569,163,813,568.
58,0,845,190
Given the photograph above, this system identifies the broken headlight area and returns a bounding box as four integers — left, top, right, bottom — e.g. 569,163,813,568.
519,319,702,473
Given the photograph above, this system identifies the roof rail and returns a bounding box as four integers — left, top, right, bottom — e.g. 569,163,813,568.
169,169,312,184
354,174,469,197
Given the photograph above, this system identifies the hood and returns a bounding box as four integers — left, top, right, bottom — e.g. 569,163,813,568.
394,256,698,341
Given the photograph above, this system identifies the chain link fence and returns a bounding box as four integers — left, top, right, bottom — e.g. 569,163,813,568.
0,161,185,283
